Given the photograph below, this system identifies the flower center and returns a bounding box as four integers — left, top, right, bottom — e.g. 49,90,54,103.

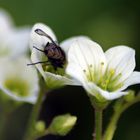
42,64,66,76
98,69,123,92
4,77,29,97
84,62,123,92
40,53,66,76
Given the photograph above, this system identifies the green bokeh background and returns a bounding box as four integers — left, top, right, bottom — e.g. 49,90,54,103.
0,0,140,140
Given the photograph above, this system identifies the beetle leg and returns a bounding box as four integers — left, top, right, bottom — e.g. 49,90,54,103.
33,46,44,52
27,60,49,66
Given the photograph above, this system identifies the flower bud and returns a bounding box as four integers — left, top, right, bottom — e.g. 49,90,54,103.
35,121,46,133
48,114,77,136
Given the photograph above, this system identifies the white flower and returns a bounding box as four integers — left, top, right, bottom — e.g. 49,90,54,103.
66,37,140,100
30,23,84,89
0,56,39,104
0,9,30,57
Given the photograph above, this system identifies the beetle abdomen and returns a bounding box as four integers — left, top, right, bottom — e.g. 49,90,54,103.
44,43,65,69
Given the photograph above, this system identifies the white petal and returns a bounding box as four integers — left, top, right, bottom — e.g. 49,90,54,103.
84,82,128,100
0,9,13,37
60,36,90,55
105,46,135,82
120,71,140,91
0,9,30,57
31,48,47,78
30,23,57,51
0,87,38,103
44,72,80,89
0,56,39,104
0,9,13,56
7,27,31,57
66,62,87,84
66,37,107,83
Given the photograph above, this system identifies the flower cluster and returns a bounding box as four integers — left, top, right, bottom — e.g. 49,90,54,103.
0,9,140,140
30,23,140,102
1,10,139,103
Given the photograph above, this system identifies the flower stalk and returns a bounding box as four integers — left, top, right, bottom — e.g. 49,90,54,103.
23,91,43,140
94,109,103,140
103,109,120,140
103,94,140,140
0,111,7,139
23,86,45,140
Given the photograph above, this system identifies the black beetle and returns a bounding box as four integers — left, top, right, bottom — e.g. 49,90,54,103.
28,29,66,70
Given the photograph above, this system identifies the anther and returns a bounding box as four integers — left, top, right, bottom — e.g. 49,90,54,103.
83,69,86,73
101,62,104,65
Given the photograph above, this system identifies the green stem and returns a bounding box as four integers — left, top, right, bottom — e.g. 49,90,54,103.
0,102,19,140
23,90,44,140
0,112,7,139
94,109,103,140
35,129,50,140
103,95,140,140
103,109,120,140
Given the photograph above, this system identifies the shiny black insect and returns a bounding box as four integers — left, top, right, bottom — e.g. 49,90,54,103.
28,29,66,70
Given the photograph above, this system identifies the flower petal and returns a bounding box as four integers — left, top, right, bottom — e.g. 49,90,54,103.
8,27,30,57
84,82,128,100
120,71,140,91
0,87,38,103
30,48,47,78
66,37,107,83
60,36,90,56
0,9,30,57
105,46,135,82
66,63,87,84
0,28,30,57
44,72,80,89
30,23,57,51
0,8,13,36
0,56,39,104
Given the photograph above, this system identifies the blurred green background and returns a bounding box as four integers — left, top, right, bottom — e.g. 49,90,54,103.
0,0,140,140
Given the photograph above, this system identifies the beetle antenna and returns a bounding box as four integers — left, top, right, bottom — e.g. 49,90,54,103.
35,29,57,46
